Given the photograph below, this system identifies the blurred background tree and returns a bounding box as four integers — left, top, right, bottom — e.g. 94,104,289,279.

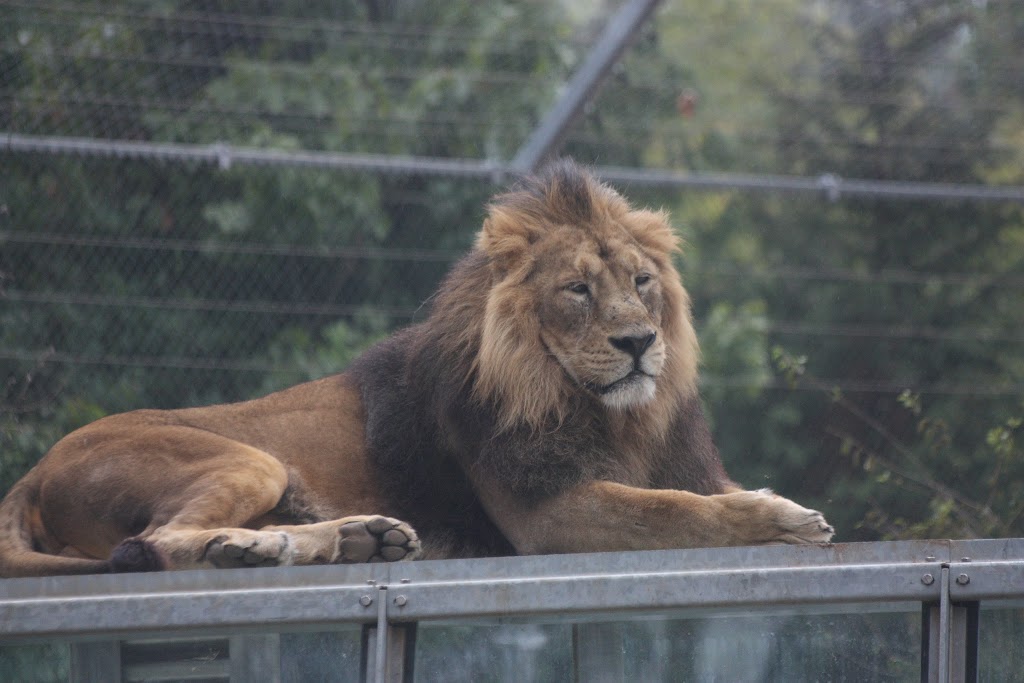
2,0,1022,545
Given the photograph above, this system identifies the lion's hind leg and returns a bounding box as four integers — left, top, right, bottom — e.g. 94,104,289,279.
110,440,299,571
95,429,420,571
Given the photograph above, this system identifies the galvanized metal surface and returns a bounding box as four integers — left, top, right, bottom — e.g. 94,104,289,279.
1,540,1021,640
374,588,387,683
384,540,945,620
0,563,387,641
938,567,951,683
3,540,1022,683
387,563,941,621
947,560,1024,601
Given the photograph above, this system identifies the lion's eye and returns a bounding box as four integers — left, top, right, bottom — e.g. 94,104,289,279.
568,282,590,295
635,274,652,288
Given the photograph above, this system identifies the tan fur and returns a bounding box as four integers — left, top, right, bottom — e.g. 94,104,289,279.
0,160,831,577
0,376,421,576
473,480,835,555
474,188,697,434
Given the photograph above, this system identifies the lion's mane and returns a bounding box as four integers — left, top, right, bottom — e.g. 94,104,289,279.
349,160,726,557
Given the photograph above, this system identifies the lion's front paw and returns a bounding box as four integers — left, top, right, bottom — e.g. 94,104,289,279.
338,516,422,563
724,489,834,545
205,530,294,568
769,496,834,544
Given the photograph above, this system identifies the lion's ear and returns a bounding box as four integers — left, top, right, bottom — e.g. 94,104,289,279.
625,209,682,258
477,208,539,278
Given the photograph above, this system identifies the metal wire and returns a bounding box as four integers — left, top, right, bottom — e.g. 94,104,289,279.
6,133,1024,203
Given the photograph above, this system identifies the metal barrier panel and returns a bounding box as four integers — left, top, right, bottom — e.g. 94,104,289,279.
0,540,1022,682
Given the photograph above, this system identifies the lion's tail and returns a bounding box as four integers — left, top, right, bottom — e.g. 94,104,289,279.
0,478,110,577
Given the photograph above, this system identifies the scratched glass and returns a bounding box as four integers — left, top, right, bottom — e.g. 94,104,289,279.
978,606,1024,683
413,608,920,683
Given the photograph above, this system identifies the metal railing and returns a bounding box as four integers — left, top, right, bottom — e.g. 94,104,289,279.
8,132,1024,204
1,539,1022,682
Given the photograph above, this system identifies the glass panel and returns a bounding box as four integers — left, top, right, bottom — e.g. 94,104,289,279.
414,623,573,683
978,606,1024,683
617,611,919,682
0,643,69,683
413,608,919,683
280,630,362,683
0,628,363,683
120,636,229,680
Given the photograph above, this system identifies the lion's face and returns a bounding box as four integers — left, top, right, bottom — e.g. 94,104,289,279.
471,160,699,430
533,226,667,409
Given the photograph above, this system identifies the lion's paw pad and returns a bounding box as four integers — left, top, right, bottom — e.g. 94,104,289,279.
338,516,421,563
206,532,291,568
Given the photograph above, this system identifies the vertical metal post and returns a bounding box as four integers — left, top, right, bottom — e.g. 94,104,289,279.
938,566,950,683
362,586,415,683
385,624,417,683
375,587,388,683
948,602,979,683
924,564,977,683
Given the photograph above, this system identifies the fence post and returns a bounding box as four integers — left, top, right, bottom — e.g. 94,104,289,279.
922,565,979,683
362,586,416,683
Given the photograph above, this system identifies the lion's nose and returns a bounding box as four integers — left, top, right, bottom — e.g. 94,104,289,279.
609,332,656,361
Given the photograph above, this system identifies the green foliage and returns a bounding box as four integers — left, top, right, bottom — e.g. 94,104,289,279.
8,2,1024,679
2,0,1024,548
774,354,1024,539
256,316,390,395
1,0,577,488
698,301,773,404
645,1,1024,541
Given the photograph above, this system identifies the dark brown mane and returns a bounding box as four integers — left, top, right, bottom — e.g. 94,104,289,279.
495,159,606,227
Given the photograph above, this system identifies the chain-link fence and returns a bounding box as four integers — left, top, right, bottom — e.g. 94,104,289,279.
2,1,1024,541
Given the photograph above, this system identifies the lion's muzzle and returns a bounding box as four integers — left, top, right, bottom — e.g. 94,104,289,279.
608,331,657,362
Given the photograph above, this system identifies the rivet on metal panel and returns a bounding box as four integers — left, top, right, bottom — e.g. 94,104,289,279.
921,573,935,585
359,595,374,607
960,557,971,562
925,556,936,562
400,578,411,583
394,595,408,607
956,574,970,585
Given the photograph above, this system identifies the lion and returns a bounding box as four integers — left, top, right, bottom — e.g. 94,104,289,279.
0,159,833,577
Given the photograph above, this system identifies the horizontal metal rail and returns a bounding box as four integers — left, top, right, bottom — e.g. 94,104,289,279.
1,539,1021,642
0,563,388,640
6,132,1024,204
385,541,952,622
